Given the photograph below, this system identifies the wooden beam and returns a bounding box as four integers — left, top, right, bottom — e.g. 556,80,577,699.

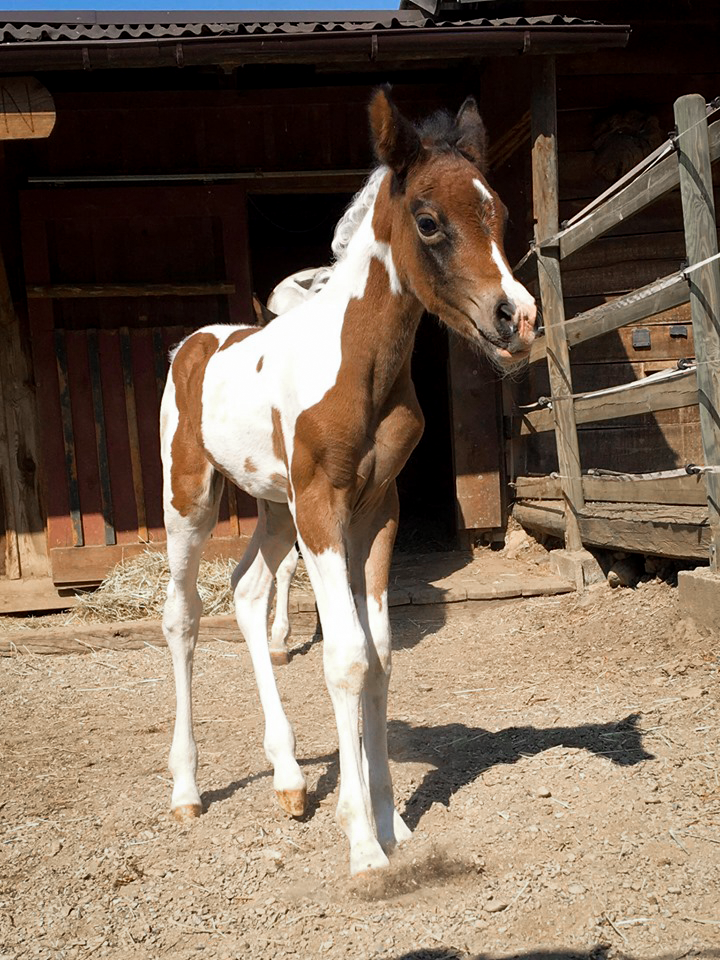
0,179,48,577
517,367,698,434
558,120,720,259
0,77,55,141
531,56,584,550
26,282,236,299
675,94,720,571
515,471,707,506
513,499,710,561
529,269,690,363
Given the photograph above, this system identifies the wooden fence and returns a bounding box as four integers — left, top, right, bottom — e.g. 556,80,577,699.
512,68,720,565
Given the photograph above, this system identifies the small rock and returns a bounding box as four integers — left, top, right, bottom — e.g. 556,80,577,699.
568,883,586,896
48,840,63,857
682,687,708,699
484,900,508,913
535,787,552,799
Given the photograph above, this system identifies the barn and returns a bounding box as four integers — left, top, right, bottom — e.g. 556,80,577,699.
0,2,717,613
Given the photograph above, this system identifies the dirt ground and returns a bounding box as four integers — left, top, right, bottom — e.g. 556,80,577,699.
1,572,719,960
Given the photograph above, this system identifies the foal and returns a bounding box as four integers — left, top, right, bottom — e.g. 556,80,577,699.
161,89,536,875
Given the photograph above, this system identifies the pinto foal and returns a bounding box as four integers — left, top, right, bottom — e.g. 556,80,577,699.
160,90,536,875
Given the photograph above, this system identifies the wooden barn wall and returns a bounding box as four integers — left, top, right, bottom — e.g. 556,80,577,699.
509,19,720,477
7,75,491,585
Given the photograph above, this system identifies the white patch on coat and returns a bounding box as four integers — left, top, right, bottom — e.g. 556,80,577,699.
491,240,536,311
473,177,493,204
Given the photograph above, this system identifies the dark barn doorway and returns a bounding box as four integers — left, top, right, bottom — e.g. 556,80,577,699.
247,192,457,552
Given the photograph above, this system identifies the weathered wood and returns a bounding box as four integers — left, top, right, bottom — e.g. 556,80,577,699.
49,535,252,586
525,117,720,266
513,499,710,560
86,330,116,546
675,94,720,571
515,471,707,506
531,56,584,551
0,187,48,576
26,282,236,299
118,327,148,543
447,341,502,530
530,270,690,363
0,577,78,615
54,330,83,548
518,367,698,434
0,77,55,141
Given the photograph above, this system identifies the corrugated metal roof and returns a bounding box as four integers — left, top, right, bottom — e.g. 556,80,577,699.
0,14,600,44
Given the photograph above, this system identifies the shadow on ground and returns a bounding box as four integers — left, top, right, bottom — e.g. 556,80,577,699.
388,950,720,960
203,713,652,826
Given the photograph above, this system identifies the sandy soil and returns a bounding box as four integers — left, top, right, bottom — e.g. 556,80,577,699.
1,577,719,960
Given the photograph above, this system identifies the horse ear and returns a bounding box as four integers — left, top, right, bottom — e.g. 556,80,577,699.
455,97,488,171
369,86,422,180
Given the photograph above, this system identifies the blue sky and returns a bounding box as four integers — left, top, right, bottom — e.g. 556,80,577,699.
8,0,399,9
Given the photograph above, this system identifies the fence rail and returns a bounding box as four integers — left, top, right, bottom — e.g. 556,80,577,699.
515,79,720,567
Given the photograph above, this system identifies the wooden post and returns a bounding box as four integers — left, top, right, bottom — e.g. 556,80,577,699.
675,94,720,571
530,56,584,551
0,226,49,577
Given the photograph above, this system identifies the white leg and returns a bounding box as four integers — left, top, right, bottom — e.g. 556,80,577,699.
298,541,389,875
163,490,221,821
233,502,307,816
351,485,411,854
269,543,298,666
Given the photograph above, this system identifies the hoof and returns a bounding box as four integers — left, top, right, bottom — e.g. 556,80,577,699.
276,787,307,818
270,650,290,666
350,842,390,876
172,803,203,822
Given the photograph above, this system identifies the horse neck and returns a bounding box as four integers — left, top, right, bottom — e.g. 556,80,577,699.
326,188,423,409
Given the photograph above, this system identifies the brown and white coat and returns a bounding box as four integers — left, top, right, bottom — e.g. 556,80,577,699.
160,89,536,875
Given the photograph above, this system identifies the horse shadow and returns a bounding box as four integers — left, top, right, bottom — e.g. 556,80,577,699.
203,713,652,827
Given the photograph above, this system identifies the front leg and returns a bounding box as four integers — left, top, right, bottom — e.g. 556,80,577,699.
350,484,411,853
294,488,389,874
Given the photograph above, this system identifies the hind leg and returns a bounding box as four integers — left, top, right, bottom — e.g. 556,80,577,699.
233,501,306,815
163,472,223,821
269,543,298,666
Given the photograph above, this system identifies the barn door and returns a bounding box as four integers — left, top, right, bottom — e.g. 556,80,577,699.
447,339,504,532
21,185,258,585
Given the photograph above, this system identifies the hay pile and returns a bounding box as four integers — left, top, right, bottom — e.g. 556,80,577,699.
69,550,237,624
69,547,312,624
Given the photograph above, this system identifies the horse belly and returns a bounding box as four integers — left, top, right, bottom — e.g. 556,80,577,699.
201,359,289,503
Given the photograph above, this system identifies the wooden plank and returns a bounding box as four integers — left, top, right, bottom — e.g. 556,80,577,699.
530,269,690,363
65,331,106,547
519,367,698,435
54,330,83,547
26,282,236,299
531,56,584,551
0,77,55,141
96,330,139,545
447,341,502,530
128,330,165,540
513,499,710,561
0,577,78,615
675,94,720,571
86,330,115,546
118,327,148,542
515,472,707,506
49,535,252,585
0,187,48,577
529,118,720,263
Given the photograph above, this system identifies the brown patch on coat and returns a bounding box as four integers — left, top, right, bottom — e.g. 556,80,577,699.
217,326,260,352
244,457,258,473
271,407,287,468
256,356,264,372
291,257,424,556
169,332,220,516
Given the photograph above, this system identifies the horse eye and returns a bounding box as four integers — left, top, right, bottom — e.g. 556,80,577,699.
416,214,439,238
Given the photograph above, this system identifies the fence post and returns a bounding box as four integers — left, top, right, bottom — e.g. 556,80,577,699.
674,94,720,571
530,56,585,552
